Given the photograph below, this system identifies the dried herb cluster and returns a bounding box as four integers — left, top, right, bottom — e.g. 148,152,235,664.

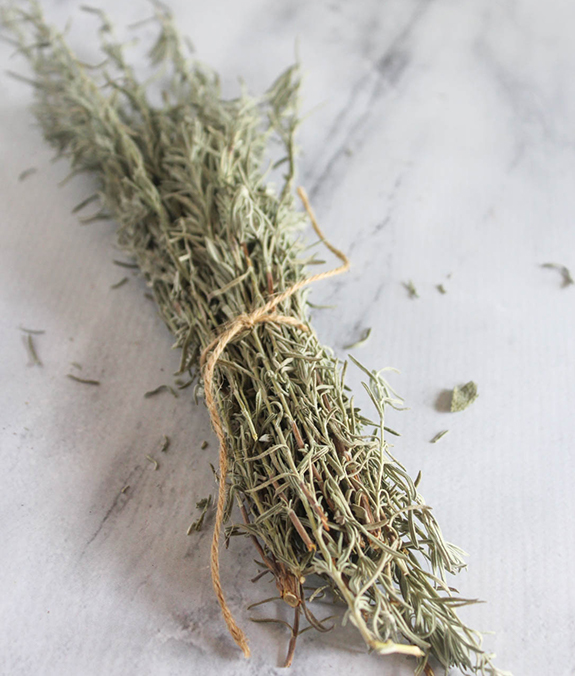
2,3,507,674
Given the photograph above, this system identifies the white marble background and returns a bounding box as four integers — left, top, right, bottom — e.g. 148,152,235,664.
1,1,574,675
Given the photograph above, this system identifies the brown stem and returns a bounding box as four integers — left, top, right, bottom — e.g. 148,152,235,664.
284,606,300,668
270,475,316,553
240,498,303,608
288,509,316,552
291,420,305,449
298,479,329,531
275,561,302,608
239,500,278,576
241,241,252,266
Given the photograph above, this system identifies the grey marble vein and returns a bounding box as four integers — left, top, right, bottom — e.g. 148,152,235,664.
307,0,433,200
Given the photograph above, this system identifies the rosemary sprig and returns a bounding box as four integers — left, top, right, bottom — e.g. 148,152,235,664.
1,3,508,674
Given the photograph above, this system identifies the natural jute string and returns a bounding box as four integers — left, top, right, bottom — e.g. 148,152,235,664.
199,186,350,657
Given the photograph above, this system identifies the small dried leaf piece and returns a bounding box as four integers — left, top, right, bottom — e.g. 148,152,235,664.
24,334,42,366
19,326,45,335
113,259,138,268
430,430,449,443
187,494,213,533
343,327,372,350
144,384,178,398
18,167,38,181
110,276,128,289
451,381,478,412
541,262,574,288
66,374,100,385
146,454,159,470
403,280,419,299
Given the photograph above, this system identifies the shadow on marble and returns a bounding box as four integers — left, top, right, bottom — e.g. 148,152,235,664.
434,389,453,413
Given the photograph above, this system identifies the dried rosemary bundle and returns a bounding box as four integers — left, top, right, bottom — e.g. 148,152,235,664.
2,4,508,674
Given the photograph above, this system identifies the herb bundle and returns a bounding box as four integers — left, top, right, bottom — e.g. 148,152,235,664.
2,4,508,674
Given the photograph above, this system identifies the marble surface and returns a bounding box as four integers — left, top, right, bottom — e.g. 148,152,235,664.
1,1,574,674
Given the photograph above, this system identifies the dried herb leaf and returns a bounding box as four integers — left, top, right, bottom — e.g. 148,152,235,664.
23,334,42,366
144,384,178,398
541,262,574,288
113,259,138,268
403,280,419,299
343,327,372,350
110,276,128,289
430,430,449,443
18,167,37,181
146,454,159,470
66,374,100,386
72,193,99,214
19,326,45,335
451,382,478,412
187,494,213,533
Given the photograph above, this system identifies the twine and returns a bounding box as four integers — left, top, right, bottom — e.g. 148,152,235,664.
199,186,350,657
